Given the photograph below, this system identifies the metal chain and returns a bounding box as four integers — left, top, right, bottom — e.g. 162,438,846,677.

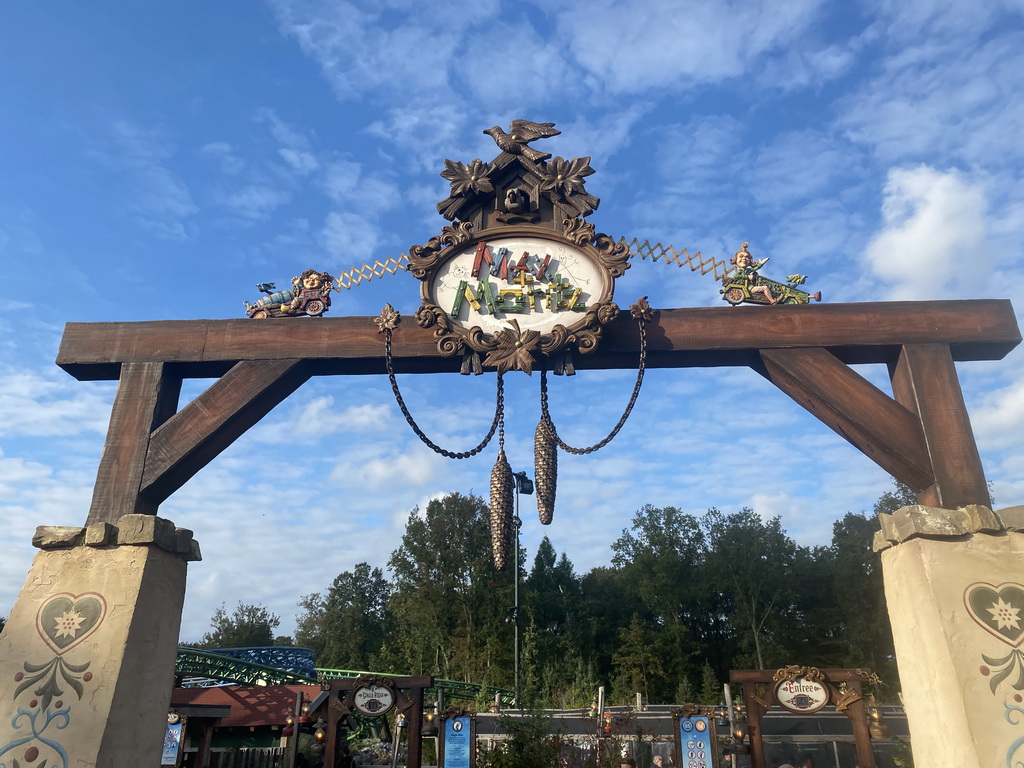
540,318,647,455
385,328,503,459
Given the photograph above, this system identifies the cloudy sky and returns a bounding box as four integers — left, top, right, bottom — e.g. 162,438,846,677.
2,0,1023,642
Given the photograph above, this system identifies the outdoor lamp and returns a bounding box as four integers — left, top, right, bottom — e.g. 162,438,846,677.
314,717,327,742
285,714,295,727
423,711,439,736
714,703,728,727
867,698,892,740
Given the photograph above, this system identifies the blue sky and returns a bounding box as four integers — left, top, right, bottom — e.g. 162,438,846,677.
2,0,1023,641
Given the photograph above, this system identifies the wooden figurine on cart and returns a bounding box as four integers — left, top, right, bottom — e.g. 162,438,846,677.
244,269,337,318
720,243,821,306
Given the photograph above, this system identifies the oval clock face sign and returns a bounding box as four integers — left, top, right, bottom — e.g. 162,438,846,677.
427,236,606,335
353,685,396,717
774,677,830,714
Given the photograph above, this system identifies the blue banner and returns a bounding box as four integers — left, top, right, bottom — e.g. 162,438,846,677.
444,715,472,768
677,716,711,768
162,722,183,766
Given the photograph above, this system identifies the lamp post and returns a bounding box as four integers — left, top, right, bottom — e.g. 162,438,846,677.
511,471,533,707
283,690,305,768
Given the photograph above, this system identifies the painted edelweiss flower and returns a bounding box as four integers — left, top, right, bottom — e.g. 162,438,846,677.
484,319,540,375
440,158,494,197
539,156,595,197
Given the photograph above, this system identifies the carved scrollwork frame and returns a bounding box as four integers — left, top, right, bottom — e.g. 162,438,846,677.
410,223,626,369
772,665,825,684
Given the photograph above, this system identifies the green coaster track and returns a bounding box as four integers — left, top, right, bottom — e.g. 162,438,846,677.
175,646,515,707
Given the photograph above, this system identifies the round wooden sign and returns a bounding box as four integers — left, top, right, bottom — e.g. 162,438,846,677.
774,676,830,714
352,684,396,717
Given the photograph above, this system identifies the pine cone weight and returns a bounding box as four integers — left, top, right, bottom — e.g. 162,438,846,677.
535,416,558,524
490,449,514,570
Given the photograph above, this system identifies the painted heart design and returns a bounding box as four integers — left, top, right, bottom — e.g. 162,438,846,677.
964,582,1024,648
35,592,107,655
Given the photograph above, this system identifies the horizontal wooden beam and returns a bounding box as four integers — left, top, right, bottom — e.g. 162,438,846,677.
57,300,1020,381
729,668,879,683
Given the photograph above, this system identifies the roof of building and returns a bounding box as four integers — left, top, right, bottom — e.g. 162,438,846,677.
170,684,322,728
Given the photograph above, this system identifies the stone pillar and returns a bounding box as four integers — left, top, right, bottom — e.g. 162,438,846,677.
0,515,200,767
876,504,1024,767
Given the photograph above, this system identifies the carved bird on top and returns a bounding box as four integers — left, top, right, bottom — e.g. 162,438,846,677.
483,120,561,162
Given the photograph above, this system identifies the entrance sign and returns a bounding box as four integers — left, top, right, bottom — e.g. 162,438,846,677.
426,234,609,336
8,117,1016,766
353,684,396,716
774,676,830,714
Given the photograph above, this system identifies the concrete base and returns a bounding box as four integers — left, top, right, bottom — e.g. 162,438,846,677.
0,516,198,767
877,504,1024,768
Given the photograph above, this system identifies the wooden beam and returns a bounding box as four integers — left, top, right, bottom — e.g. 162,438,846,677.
760,348,934,491
57,300,1021,381
87,362,181,525
140,359,310,505
730,668,885,683
889,344,990,508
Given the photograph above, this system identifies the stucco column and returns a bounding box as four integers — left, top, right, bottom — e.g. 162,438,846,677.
876,504,1024,767
0,515,199,767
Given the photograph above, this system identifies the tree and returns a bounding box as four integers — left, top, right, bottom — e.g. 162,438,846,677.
610,614,665,702
383,492,514,684
521,538,589,704
609,506,707,701
197,602,280,649
872,481,918,515
702,508,802,669
295,562,391,669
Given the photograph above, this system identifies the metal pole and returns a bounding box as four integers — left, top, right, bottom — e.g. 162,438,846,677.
514,483,521,708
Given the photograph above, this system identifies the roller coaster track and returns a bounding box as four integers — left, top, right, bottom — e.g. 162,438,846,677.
176,647,515,706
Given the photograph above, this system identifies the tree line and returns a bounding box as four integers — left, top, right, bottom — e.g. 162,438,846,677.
187,485,913,706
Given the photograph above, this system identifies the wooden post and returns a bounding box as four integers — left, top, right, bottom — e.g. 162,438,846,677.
889,343,990,507
740,681,767,768
88,362,180,524
846,682,876,768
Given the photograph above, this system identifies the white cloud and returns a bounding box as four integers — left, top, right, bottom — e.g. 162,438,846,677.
270,0,477,103
750,131,865,212
255,108,321,176
838,34,1024,167
219,184,293,222
0,367,113,437
321,159,398,215
200,142,246,175
278,147,319,175
290,397,394,436
107,121,199,232
548,0,822,95
973,378,1024,450
862,166,989,299
860,0,1021,42
330,447,446,491
320,211,380,260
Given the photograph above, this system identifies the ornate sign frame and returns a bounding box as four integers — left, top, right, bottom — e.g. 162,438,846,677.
410,222,627,372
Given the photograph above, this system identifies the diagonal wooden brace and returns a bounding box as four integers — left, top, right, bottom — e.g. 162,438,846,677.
759,347,935,492
140,359,310,506
86,359,309,524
